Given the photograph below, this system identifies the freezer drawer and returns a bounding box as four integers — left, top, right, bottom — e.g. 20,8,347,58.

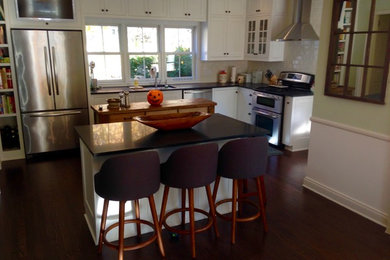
22,109,89,154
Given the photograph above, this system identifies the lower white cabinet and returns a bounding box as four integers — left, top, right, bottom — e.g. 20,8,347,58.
236,88,254,124
212,87,238,119
282,96,314,152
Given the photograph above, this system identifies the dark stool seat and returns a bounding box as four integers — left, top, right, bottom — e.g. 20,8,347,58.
94,151,165,260
213,136,268,244
159,143,219,258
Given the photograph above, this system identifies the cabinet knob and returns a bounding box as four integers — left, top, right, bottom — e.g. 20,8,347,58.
235,91,238,94
249,103,252,105
149,11,152,14
249,94,252,96
227,53,229,55
256,9,260,12
145,11,148,14
106,9,108,12
248,113,251,115
101,9,104,12
188,13,191,16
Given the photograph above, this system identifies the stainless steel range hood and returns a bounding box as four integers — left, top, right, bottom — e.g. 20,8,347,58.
274,0,319,41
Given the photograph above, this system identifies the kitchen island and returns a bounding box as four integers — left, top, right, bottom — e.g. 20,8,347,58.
75,114,268,244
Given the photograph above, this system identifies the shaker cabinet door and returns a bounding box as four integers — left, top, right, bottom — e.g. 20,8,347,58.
226,17,245,59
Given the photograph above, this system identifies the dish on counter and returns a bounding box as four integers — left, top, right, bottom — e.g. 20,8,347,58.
133,112,211,131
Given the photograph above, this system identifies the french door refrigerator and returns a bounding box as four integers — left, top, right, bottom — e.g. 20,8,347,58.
12,29,89,155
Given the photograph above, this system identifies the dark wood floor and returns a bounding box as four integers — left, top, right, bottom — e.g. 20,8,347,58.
1,150,390,259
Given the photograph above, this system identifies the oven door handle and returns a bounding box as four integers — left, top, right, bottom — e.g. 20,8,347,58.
253,109,280,119
254,92,281,100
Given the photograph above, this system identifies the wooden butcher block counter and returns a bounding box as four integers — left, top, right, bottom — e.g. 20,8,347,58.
91,98,217,124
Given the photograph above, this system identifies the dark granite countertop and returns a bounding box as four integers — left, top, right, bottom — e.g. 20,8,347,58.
75,113,268,156
90,82,313,97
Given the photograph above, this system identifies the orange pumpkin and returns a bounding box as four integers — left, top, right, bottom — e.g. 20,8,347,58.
147,89,164,106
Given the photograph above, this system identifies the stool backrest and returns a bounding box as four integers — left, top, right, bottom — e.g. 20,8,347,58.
94,151,160,201
161,143,218,189
218,136,268,179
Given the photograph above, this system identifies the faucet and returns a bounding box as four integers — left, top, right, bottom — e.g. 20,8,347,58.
150,67,158,88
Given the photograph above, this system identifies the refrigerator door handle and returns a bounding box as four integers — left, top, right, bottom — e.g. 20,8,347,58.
44,47,52,96
52,46,59,95
29,110,82,117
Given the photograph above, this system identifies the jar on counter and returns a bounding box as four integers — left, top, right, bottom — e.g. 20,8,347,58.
218,70,228,84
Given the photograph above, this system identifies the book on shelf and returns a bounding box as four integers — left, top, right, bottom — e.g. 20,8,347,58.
0,94,7,114
6,68,12,89
0,25,5,44
0,5,4,21
0,67,7,88
0,94,16,114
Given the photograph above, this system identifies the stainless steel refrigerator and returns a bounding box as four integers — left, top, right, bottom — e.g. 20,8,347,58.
12,29,89,155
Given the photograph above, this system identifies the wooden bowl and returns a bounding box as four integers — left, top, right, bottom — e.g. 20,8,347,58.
133,112,211,131
107,98,120,109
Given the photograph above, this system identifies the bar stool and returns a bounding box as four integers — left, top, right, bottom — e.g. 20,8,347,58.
94,151,165,260
213,136,268,244
159,143,220,258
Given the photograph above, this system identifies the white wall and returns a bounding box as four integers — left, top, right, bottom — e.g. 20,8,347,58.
304,0,390,231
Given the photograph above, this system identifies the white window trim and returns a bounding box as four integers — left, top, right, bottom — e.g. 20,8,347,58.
85,18,199,87
163,26,195,81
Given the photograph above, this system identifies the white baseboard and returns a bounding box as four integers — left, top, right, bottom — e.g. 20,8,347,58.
303,177,388,228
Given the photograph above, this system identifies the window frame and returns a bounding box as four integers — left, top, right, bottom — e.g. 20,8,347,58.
85,24,124,84
163,26,195,81
85,19,198,87
324,0,390,104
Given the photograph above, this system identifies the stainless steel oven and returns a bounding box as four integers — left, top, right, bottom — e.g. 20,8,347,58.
251,92,283,146
252,92,283,113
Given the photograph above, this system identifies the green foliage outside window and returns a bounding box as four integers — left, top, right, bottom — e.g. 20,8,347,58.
129,47,192,79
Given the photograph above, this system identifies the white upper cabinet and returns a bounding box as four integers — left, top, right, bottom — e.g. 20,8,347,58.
201,0,246,61
82,0,127,16
209,0,246,16
247,0,271,16
128,0,167,18
168,0,206,21
245,0,292,61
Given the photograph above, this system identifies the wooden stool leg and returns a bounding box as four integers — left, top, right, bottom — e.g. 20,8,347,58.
148,195,166,257
181,189,186,228
238,180,243,216
260,175,267,205
206,185,220,237
231,179,238,244
118,201,125,260
159,186,170,226
188,188,196,258
212,176,221,203
98,199,109,254
256,177,268,232
135,199,141,238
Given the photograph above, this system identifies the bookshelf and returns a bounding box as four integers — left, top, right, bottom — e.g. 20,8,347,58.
333,1,352,88
0,0,24,161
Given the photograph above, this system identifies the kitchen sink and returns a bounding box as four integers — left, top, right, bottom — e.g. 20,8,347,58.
141,84,176,89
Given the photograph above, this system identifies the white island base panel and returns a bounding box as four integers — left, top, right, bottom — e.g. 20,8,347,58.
80,140,233,244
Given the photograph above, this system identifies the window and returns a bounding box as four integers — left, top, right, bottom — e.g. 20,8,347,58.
127,27,159,79
85,25,122,81
165,28,193,79
325,0,390,104
85,23,196,85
